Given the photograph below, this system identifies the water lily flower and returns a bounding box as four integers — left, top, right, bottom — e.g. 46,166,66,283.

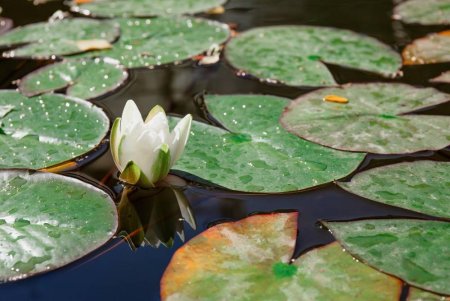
110,100,192,188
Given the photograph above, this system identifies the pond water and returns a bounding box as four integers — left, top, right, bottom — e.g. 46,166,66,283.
0,0,449,300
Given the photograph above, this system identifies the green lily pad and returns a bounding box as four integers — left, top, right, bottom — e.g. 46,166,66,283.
225,26,401,87
0,18,119,59
70,0,226,18
338,161,450,218
325,219,450,295
0,170,117,282
172,95,364,193
72,17,230,68
403,31,450,65
280,83,450,154
161,213,402,301
408,287,450,301
431,71,450,83
0,90,109,169
19,59,128,100
394,0,450,25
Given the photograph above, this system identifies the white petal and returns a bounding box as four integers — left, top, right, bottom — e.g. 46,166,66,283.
169,114,192,166
143,111,170,144
121,99,143,134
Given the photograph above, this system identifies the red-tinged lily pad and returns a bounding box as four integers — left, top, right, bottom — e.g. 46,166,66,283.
393,0,450,25
325,219,450,295
403,31,450,65
338,161,450,219
19,59,128,100
280,83,450,154
408,287,450,301
161,213,402,301
431,71,450,84
0,170,117,282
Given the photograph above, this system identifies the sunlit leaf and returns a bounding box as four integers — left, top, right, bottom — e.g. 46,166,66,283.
0,18,119,59
225,26,401,87
281,83,450,154
394,0,450,25
172,95,364,193
161,213,402,301
70,0,227,18
325,219,450,295
0,170,117,282
403,31,450,65
19,59,128,100
0,90,109,169
72,17,230,68
339,161,450,218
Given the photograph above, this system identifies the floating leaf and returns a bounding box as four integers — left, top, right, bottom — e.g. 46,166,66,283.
338,161,450,218
161,213,402,300
281,83,450,154
431,71,450,84
408,287,450,301
0,18,12,35
19,59,128,100
393,0,450,25
225,26,401,87
70,0,227,18
325,219,450,295
403,31,450,65
172,95,364,193
72,17,230,68
0,90,109,169
0,18,119,59
0,170,117,282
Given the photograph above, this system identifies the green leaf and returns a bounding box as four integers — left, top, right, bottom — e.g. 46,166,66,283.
171,94,364,193
0,170,117,282
394,0,450,25
408,287,450,301
72,17,230,69
0,90,109,169
161,213,402,301
281,83,450,154
325,219,450,295
338,161,450,218
225,26,401,87
403,31,450,65
19,59,128,100
0,18,119,59
70,0,226,17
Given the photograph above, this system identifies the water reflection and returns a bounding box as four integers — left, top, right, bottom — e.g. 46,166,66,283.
117,185,196,249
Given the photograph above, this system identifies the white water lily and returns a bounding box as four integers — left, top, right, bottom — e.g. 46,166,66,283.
110,100,192,188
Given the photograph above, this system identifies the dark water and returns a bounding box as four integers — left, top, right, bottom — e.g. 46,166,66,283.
0,0,449,300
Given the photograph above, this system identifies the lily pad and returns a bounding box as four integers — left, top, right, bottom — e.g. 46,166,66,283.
225,26,401,87
73,17,230,68
0,18,119,59
161,213,402,300
0,90,109,169
325,219,450,295
394,0,450,25
0,18,12,35
431,71,450,83
403,31,450,65
172,95,364,193
19,59,128,100
408,287,450,301
70,0,227,18
338,161,450,218
280,83,450,154
0,170,117,282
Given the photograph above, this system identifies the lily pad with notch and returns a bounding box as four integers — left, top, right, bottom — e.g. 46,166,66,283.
161,212,402,300
0,90,109,169
393,0,450,25
280,83,450,154
225,26,401,87
19,59,128,100
70,0,227,18
0,18,119,59
325,219,450,295
338,161,450,219
72,17,230,69
171,94,364,193
403,31,450,65
0,170,117,282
